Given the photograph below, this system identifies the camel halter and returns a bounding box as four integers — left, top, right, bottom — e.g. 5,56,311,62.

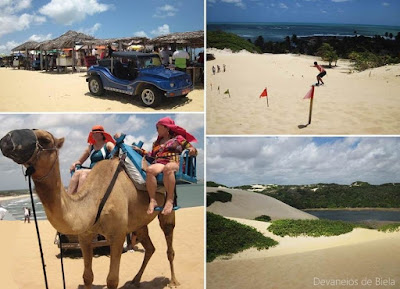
23,132,66,289
24,138,59,182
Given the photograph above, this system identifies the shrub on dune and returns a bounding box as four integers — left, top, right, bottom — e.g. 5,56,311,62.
268,219,356,237
207,212,278,262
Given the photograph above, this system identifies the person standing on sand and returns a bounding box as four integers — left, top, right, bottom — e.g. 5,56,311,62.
24,207,30,223
312,61,326,86
212,65,216,75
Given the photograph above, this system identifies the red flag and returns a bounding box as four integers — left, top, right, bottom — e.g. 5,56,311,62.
303,86,314,99
260,88,268,98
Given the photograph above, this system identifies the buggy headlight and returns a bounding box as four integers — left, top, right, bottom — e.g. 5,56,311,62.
170,82,175,88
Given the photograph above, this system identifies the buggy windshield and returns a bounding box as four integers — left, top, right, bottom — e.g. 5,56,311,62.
137,55,162,69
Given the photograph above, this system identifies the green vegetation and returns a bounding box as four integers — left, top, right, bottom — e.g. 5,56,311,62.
222,32,400,71
378,223,400,233
348,51,399,71
268,219,356,237
207,30,261,53
207,190,232,207
206,181,227,188
317,43,338,67
254,215,271,222
0,189,29,197
207,212,278,262
233,185,253,190
263,183,400,209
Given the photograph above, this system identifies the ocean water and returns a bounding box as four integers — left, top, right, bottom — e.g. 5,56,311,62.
0,183,204,221
304,209,400,223
208,22,400,42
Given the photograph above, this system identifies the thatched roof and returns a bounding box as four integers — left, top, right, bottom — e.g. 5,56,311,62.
83,37,148,47
38,30,95,50
149,30,204,47
12,41,39,52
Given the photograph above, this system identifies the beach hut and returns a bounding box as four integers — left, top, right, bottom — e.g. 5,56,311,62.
84,37,148,54
149,30,204,85
11,41,39,69
149,30,204,48
36,30,95,72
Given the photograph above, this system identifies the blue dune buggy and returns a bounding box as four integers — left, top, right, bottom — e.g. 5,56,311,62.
86,51,193,107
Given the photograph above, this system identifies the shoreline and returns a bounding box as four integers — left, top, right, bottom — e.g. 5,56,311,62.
0,194,30,202
303,207,400,211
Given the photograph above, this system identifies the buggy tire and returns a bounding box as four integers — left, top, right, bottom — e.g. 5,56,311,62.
88,75,104,96
140,85,163,107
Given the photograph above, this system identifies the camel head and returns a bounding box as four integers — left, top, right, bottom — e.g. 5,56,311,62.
1,129,64,178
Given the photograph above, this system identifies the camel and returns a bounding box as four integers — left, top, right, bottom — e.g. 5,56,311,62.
0,129,179,289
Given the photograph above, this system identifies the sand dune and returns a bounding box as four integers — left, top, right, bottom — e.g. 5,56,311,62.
207,187,317,220
207,188,400,289
0,68,204,112
206,49,400,134
0,207,204,289
208,231,400,289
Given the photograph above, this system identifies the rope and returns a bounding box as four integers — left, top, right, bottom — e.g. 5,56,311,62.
58,232,66,289
26,167,49,289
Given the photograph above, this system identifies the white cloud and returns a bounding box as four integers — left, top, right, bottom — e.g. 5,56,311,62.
296,2,302,7
221,0,246,9
0,12,45,38
0,40,19,54
331,0,351,2
382,2,390,6
39,0,110,25
151,24,170,36
79,23,102,36
279,3,288,9
133,31,148,38
28,33,52,42
174,114,204,136
154,4,178,18
207,137,400,186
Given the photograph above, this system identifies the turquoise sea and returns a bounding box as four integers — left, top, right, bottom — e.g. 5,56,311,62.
208,22,400,42
0,183,204,221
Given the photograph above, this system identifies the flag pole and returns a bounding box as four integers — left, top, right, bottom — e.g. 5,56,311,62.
308,91,314,124
266,87,269,107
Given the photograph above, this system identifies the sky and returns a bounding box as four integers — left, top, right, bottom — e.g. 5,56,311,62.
207,137,400,187
207,0,400,26
0,113,204,191
0,0,204,54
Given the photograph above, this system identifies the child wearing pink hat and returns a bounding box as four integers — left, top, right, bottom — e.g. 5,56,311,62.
135,117,197,215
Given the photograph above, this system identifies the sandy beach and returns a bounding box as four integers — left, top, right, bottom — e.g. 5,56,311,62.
207,188,400,289
0,206,204,289
206,49,400,135
0,68,204,112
